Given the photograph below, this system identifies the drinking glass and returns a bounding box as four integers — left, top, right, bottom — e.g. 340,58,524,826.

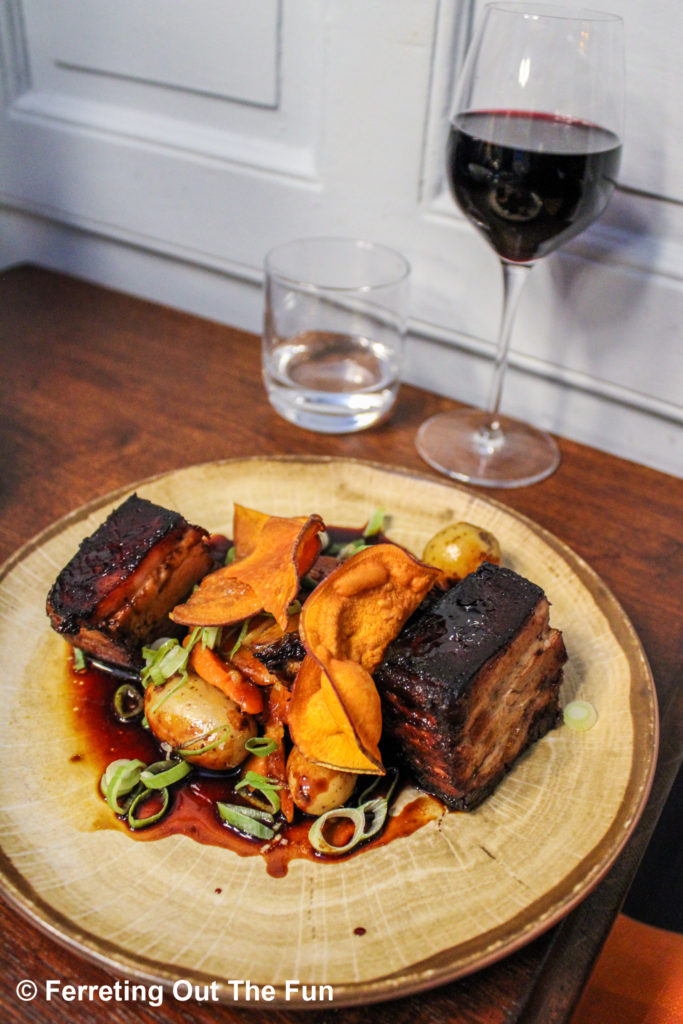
416,3,624,486
263,238,410,433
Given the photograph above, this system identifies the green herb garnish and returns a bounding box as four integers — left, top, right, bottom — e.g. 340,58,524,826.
235,770,282,813
244,736,278,757
217,802,277,840
308,770,399,855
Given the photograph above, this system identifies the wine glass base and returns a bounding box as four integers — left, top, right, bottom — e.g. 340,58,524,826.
416,409,560,488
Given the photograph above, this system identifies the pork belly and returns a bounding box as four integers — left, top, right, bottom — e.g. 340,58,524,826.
46,494,214,669
374,562,567,810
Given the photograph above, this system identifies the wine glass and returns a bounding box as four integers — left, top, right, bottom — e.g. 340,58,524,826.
416,3,624,487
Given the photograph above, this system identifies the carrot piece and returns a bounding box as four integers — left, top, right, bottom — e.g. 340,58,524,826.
189,644,264,715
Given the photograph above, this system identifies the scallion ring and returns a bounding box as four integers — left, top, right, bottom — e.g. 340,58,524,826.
563,700,598,731
113,683,144,721
127,786,170,830
100,758,146,815
140,759,192,789
308,806,366,855
309,768,400,854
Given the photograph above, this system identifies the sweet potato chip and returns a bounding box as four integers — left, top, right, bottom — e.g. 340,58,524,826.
290,544,439,774
232,504,270,559
289,655,383,774
172,574,263,628
301,544,439,671
172,508,324,630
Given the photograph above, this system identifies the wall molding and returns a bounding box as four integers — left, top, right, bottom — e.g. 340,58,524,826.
0,0,30,103
9,90,320,182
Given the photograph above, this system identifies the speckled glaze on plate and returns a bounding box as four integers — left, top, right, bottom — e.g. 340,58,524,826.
0,457,657,1006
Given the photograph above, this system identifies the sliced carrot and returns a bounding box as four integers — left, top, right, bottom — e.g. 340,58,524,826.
189,643,264,715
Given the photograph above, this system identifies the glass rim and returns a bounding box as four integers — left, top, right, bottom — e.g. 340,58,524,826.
264,236,411,293
484,2,623,22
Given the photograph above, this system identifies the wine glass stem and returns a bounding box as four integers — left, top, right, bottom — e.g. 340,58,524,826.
481,260,532,445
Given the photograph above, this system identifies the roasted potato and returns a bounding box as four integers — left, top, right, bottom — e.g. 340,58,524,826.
286,745,358,817
422,521,501,579
144,668,257,771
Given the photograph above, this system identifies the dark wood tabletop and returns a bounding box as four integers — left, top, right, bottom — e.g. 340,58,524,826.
1,264,681,1024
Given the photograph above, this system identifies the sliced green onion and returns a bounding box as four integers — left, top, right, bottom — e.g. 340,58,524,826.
337,539,371,561
225,545,236,565
141,639,188,688
359,797,389,840
309,769,400,855
146,671,188,715
141,627,221,692
363,507,387,537
235,770,282,813
217,802,276,840
200,625,222,650
73,647,87,672
140,759,193,789
309,806,366,855
113,683,144,721
563,700,598,732
100,758,146,814
127,786,170,830
100,755,191,829
244,736,278,757
229,618,251,659
176,724,234,757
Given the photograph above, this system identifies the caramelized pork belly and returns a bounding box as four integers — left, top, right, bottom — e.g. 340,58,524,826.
375,563,567,810
46,494,214,668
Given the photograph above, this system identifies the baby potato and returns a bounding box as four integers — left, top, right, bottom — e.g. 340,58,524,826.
286,745,358,817
422,521,501,579
144,667,257,771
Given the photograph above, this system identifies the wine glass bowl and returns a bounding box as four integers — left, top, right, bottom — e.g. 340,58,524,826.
416,3,624,487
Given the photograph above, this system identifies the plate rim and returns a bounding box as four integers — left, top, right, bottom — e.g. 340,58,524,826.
0,455,659,1007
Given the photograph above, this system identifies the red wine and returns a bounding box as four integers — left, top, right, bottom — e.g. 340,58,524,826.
447,111,621,263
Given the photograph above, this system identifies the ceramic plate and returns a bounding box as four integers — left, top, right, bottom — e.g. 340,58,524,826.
0,457,657,1006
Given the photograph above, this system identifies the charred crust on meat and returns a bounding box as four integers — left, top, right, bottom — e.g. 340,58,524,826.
46,494,214,668
375,563,567,811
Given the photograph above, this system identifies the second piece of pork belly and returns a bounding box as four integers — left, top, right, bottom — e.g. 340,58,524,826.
46,493,214,669
374,562,567,810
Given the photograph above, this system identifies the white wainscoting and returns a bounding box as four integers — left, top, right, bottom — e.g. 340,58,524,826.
1,0,681,476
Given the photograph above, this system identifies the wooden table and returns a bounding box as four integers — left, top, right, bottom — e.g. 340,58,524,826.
1,265,681,1024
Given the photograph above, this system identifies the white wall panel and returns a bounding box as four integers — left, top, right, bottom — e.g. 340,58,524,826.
22,0,280,107
0,0,680,476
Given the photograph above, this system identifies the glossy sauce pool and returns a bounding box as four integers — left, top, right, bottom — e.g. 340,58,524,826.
67,655,444,877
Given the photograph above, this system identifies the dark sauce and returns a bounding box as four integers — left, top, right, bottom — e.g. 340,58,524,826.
65,523,443,876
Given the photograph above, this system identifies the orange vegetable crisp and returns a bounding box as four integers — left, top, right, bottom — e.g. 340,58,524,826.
289,544,439,774
171,506,324,631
